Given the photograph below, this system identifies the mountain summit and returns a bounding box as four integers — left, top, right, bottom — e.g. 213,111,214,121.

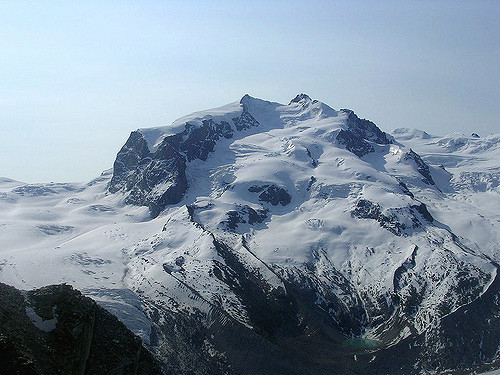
0,94,499,374
108,94,396,216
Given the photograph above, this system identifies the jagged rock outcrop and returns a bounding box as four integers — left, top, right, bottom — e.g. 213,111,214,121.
352,199,433,235
342,109,393,145
109,98,261,217
403,149,435,185
218,205,268,231
336,129,375,157
335,109,392,157
248,184,292,206
0,283,163,375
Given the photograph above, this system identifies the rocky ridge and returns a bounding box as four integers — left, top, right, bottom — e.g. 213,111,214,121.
0,283,162,375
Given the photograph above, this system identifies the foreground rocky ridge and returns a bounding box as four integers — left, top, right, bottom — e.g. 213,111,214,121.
0,283,162,375
0,94,499,374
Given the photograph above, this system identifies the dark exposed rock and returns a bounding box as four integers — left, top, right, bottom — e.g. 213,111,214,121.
180,119,234,162
364,263,500,375
305,147,318,167
219,205,268,231
222,211,241,231
248,185,292,206
336,129,375,157
352,199,383,221
471,133,480,138
175,256,185,267
289,93,312,105
290,93,312,103
393,246,418,293
398,180,414,198
259,185,292,206
109,130,187,217
410,202,434,223
341,109,392,145
247,206,268,224
404,149,435,185
248,185,264,193
306,176,317,191
335,109,392,158
352,199,434,236
232,102,260,131
127,156,187,218
108,131,151,194
0,283,162,375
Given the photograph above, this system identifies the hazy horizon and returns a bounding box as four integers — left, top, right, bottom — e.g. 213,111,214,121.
1,0,499,183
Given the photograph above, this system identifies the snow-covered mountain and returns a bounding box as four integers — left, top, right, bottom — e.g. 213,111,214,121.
0,94,498,374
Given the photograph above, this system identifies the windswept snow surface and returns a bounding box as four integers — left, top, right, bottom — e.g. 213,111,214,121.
479,370,500,375
0,172,156,341
391,128,500,261
0,95,498,373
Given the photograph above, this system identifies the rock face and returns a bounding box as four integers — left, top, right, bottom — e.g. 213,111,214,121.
248,184,292,206
342,109,393,145
365,263,500,375
218,204,268,231
403,149,435,185
108,129,189,218
0,283,162,375
109,98,261,217
352,199,434,235
335,109,392,157
336,128,375,157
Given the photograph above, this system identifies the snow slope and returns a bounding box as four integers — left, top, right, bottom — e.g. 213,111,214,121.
391,128,500,260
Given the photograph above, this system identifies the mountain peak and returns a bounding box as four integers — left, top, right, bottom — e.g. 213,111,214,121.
289,93,312,104
239,93,252,104
239,93,278,110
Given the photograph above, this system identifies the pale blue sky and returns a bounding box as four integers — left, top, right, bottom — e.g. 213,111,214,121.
1,0,499,182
